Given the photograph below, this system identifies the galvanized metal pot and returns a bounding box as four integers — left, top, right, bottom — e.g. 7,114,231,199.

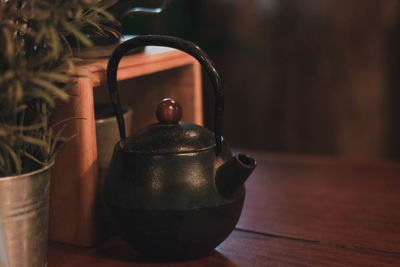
0,162,54,267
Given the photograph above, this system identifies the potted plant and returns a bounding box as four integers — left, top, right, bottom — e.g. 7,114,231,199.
0,0,119,266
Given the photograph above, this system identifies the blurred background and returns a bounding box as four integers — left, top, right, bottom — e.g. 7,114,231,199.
124,0,400,160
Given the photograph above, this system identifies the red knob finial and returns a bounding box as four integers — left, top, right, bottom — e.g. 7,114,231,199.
156,98,182,124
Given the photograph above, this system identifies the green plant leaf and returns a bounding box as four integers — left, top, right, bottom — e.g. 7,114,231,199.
50,116,86,130
23,151,45,165
6,122,45,131
37,71,71,83
86,18,106,36
61,81,78,96
59,34,73,56
34,25,47,44
94,8,116,22
14,80,23,102
0,155,5,173
49,26,61,59
19,135,47,147
49,133,77,163
0,128,7,137
0,71,15,83
32,8,51,20
0,0,121,175
0,141,22,174
26,88,55,107
1,27,14,63
16,104,28,112
30,77,70,101
61,19,93,47
49,123,67,155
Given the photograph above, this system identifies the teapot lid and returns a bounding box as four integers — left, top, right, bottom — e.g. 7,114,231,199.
119,98,215,154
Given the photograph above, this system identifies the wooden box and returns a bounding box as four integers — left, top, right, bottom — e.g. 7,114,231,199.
49,47,202,246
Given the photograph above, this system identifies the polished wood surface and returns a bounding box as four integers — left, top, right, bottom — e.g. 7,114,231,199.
238,151,400,253
48,152,400,266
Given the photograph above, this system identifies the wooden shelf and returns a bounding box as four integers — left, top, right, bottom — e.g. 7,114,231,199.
49,47,202,246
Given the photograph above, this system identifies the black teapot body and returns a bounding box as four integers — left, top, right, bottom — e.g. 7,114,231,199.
105,134,245,259
104,35,256,260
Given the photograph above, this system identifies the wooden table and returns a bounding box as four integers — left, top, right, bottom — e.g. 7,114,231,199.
48,151,400,266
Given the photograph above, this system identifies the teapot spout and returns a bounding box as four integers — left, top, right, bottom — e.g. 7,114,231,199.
216,153,256,197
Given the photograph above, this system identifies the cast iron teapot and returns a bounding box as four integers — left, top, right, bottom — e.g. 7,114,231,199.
104,35,256,260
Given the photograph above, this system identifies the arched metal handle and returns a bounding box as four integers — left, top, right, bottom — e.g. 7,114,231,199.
107,35,224,154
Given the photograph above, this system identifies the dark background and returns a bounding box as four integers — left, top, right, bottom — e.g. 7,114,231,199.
124,0,400,160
